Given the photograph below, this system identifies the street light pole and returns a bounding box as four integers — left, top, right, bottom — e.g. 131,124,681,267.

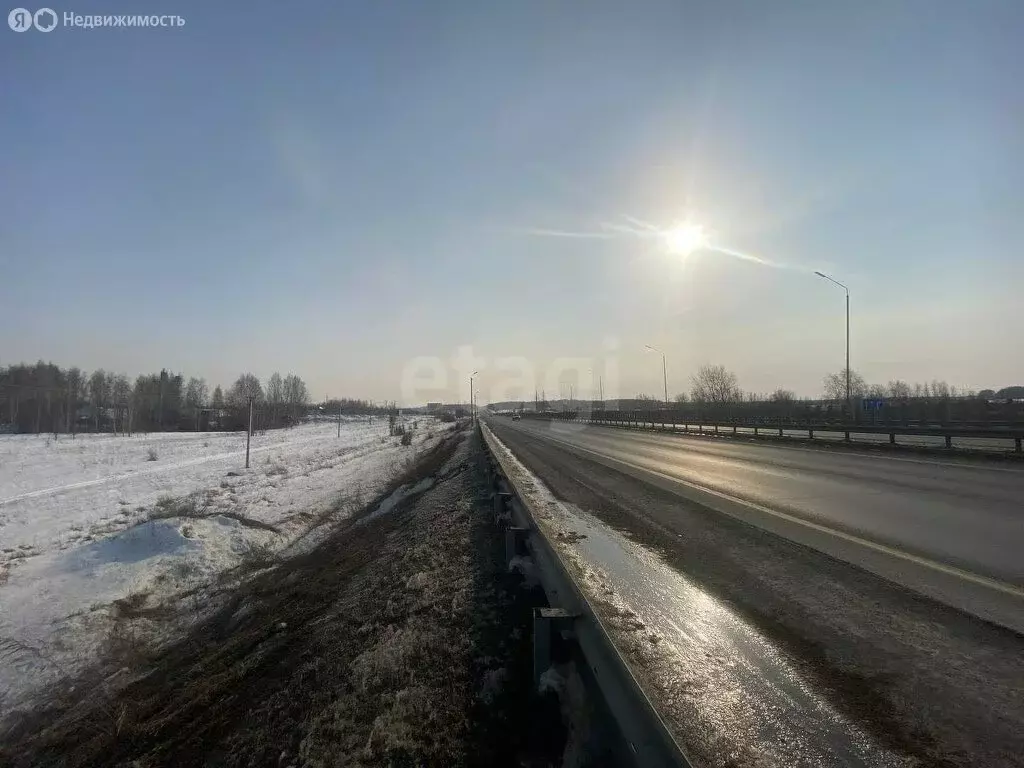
645,345,669,406
815,271,851,416
662,355,668,406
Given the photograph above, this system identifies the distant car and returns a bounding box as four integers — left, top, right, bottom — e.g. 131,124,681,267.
511,413,521,421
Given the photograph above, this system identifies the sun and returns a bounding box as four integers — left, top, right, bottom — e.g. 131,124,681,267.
663,222,708,256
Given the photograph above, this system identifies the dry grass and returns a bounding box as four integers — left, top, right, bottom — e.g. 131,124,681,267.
149,493,204,520
144,493,279,534
238,541,277,573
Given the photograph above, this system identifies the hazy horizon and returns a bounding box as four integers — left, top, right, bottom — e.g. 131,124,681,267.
4,1,1021,405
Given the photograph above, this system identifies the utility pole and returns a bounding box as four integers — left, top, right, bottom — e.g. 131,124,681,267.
337,399,341,438
599,375,604,403
245,396,253,469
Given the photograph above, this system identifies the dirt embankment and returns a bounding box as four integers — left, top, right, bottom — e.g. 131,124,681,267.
1,430,567,767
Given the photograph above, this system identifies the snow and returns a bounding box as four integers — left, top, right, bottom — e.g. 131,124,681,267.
356,475,437,527
0,417,450,718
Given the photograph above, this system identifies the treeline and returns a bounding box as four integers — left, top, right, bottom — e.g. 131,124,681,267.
320,398,393,416
657,366,1019,406
604,365,1022,424
0,361,311,435
496,365,1022,425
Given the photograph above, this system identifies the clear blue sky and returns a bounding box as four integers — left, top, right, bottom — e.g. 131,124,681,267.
2,0,1021,404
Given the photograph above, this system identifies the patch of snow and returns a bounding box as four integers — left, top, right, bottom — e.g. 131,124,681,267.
0,417,453,718
357,475,438,526
538,665,566,695
508,554,540,588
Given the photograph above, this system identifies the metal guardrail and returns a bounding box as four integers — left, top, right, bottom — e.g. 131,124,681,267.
479,423,690,768
523,411,1024,453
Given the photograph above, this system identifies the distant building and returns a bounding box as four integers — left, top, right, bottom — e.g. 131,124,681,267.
426,402,443,412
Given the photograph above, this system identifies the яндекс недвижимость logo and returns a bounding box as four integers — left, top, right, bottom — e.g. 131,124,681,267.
8,8,183,31
8,7,57,31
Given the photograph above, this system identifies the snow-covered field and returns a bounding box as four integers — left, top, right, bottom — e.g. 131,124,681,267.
0,417,449,718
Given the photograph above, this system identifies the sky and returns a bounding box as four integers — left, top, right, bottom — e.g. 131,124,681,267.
2,0,1022,405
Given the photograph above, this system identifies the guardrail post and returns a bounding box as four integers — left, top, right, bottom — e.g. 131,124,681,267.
506,526,529,563
808,428,814,440
733,425,737,436
890,432,896,445
945,435,952,449
778,426,783,438
533,607,576,687
845,430,850,442
714,424,719,435
1017,437,1022,453
493,491,512,524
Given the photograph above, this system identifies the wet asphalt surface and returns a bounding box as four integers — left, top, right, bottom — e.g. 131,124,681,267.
508,419,1024,584
488,417,1024,768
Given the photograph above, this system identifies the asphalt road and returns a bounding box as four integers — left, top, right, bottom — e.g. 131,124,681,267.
499,417,1024,587
486,416,1024,768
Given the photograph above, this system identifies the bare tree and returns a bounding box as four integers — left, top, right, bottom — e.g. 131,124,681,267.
266,372,284,428
88,369,107,432
228,373,264,407
822,368,867,402
673,392,689,404
887,380,911,399
867,383,887,399
691,365,742,403
185,377,208,429
769,388,796,402
110,374,131,434
282,374,308,425
185,377,208,408
65,367,85,434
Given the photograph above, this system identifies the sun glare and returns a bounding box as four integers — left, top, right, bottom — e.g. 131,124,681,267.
663,222,708,256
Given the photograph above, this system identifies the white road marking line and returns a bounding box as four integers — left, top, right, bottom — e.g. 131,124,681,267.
516,427,1024,601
